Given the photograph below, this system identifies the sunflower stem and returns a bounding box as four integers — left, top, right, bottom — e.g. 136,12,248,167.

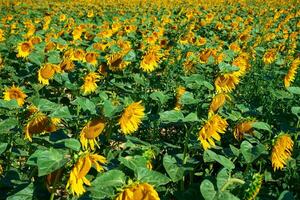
221,178,245,192
49,192,55,200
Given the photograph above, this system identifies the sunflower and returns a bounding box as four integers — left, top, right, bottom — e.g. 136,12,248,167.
271,134,294,171
60,60,75,72
24,112,55,141
198,114,228,150
38,63,60,85
85,52,98,66
214,74,240,93
284,58,300,88
81,72,101,95
115,182,160,200
71,49,86,61
232,56,249,77
66,152,107,196
106,53,129,71
29,36,41,45
199,49,217,64
140,48,162,73
174,86,186,110
17,42,32,58
208,93,229,117
80,118,106,150
263,49,277,64
244,173,263,200
234,120,255,140
3,85,27,106
119,101,145,134
0,29,5,42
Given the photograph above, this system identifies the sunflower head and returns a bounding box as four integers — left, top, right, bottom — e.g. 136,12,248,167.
214,74,240,93
81,72,101,95
107,53,129,72
271,133,294,171
263,49,277,64
198,114,228,150
284,58,300,88
85,52,98,66
80,118,106,150
140,48,162,73
174,86,186,110
234,120,255,140
38,63,60,85
208,93,229,117
3,85,27,106
119,101,145,134
17,42,32,58
115,182,160,200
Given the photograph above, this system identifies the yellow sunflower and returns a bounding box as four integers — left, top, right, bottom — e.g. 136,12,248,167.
81,72,101,95
115,182,160,200
284,58,300,88
140,48,162,73
106,53,129,71
174,86,186,110
198,114,228,150
80,118,106,150
214,74,240,93
271,134,294,171
208,93,229,117
3,85,27,107
66,152,107,196
119,101,145,134
71,49,86,61
17,41,32,58
234,120,255,140
38,63,60,85
263,49,277,64
85,52,98,66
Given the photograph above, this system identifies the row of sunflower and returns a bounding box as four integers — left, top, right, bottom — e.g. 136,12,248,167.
0,0,299,199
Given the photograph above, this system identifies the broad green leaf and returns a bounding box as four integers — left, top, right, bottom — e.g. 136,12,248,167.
33,99,59,112
7,183,34,200
0,99,19,109
89,170,126,199
200,179,216,200
0,118,18,132
278,190,294,200
252,122,272,132
216,191,239,200
240,141,267,163
119,155,148,171
72,97,96,114
291,107,300,117
103,100,122,118
27,148,68,176
287,87,300,95
216,168,230,191
163,154,185,182
183,112,200,122
219,62,239,73
49,106,72,119
180,92,199,105
47,50,61,64
28,51,45,65
204,150,235,170
136,167,170,186
150,91,169,104
159,110,184,123
0,143,8,154
55,138,81,151
123,50,136,61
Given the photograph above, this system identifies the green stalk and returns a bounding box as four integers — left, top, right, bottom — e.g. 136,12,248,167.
221,178,245,192
49,192,55,200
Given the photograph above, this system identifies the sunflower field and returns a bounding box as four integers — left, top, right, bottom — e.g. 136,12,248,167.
0,0,299,199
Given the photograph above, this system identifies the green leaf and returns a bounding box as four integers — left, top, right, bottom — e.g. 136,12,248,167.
219,62,240,73
287,87,300,95
163,154,185,182
252,122,272,132
0,99,19,109
180,92,199,105
72,97,96,114
0,118,18,132
204,150,235,170
119,155,148,171
291,107,300,117
150,91,169,104
183,112,200,122
159,110,184,123
240,141,267,163
200,179,216,200
0,143,8,154
33,99,59,112
216,191,239,200
123,50,136,61
28,51,45,65
103,100,122,118
216,168,230,191
89,170,126,199
7,183,34,200
278,190,294,200
49,106,72,119
55,138,81,151
47,50,61,64
136,167,170,187
27,148,68,176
